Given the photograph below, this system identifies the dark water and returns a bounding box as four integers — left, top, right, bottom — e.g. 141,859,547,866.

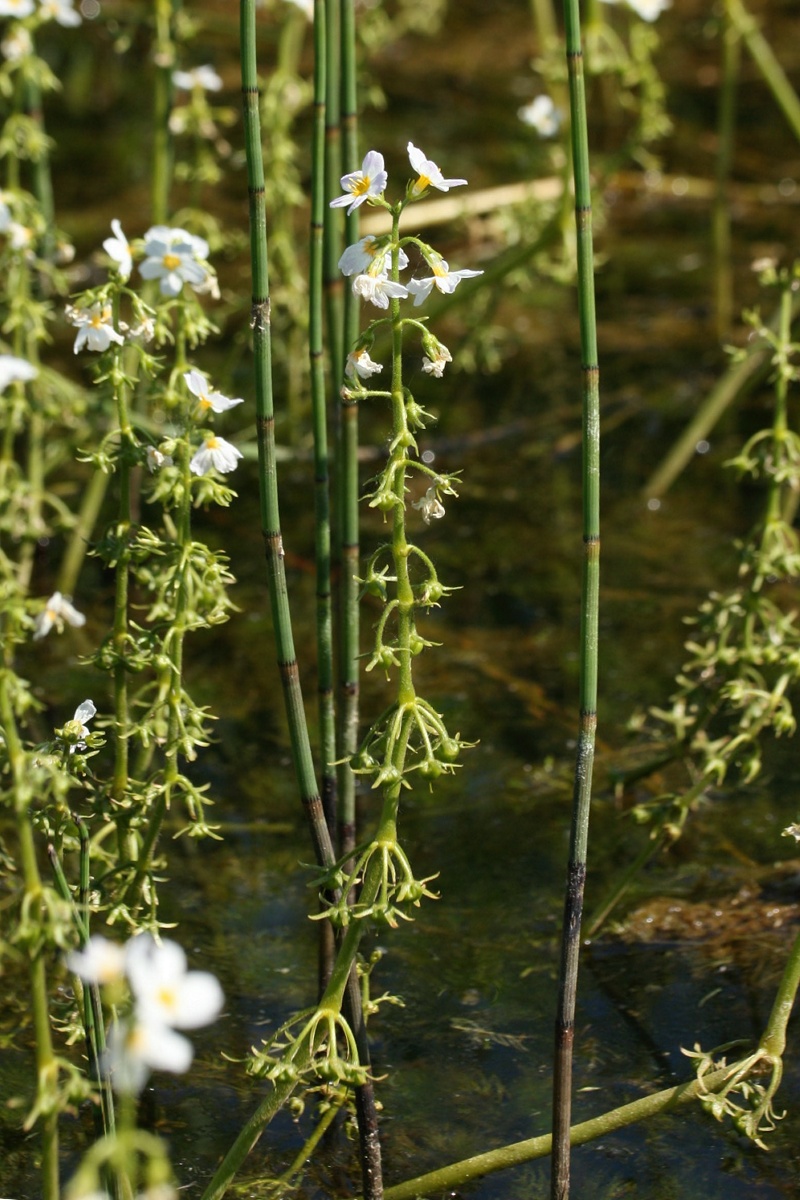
4,0,800,1197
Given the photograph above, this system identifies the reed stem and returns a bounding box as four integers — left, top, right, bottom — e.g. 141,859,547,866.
551,0,601,1195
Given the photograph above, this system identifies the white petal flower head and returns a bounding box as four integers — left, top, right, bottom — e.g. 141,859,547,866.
172,64,223,92
0,0,35,15
146,446,173,472
103,219,132,281
184,368,244,414
39,0,81,25
422,343,453,379
351,272,408,310
189,434,243,476
601,0,670,18
518,95,561,137
330,150,388,216
8,220,33,251
63,699,97,754
125,935,224,1030
34,591,86,639
0,354,37,392
67,302,125,354
407,142,467,198
139,225,211,297
338,235,408,278
406,257,483,307
413,485,446,524
105,1018,194,1095
346,347,383,381
67,935,127,985
1,25,33,60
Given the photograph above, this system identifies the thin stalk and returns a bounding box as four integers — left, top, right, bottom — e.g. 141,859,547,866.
713,7,740,338
151,0,175,225
643,290,800,498
240,0,336,873
57,468,110,598
727,0,800,144
0,679,59,1200
310,0,338,851
337,0,360,864
323,0,344,391
370,1062,743,1200
551,0,601,1196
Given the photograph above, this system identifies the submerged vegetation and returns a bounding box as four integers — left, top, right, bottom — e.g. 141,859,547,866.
1,1,800,1198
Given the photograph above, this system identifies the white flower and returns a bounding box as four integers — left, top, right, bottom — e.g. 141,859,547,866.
352,272,408,310
0,0,35,16
422,343,452,378
330,150,387,215
63,699,97,754
125,935,224,1031
518,95,561,137
189,434,243,476
346,347,383,380
38,0,81,26
172,64,223,92
406,257,483,307
338,235,408,277
407,142,467,198
600,0,671,19
0,354,37,391
105,1017,194,1095
34,591,86,639
7,220,32,251
1,25,32,60
139,225,210,297
783,823,800,842
67,302,125,354
413,485,446,524
102,219,132,281
0,192,11,231
183,368,244,414
67,935,127,985
146,446,173,472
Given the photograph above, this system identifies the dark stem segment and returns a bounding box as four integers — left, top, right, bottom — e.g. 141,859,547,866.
551,3,601,1197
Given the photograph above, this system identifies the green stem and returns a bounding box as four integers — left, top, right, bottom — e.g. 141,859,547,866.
552,0,601,1196
151,0,176,224
310,0,337,846
727,0,800,143
240,0,336,874
0,675,59,1200
713,7,740,338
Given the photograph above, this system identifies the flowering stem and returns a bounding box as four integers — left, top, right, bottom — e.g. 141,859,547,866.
0,677,59,1200
551,0,601,1195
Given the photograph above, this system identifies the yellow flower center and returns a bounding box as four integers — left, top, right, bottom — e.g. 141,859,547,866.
432,264,447,277
199,396,211,409
157,985,178,1012
414,173,431,194
162,252,182,270
206,436,219,449
350,176,372,198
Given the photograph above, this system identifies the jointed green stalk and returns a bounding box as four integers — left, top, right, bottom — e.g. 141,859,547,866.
310,0,337,846
551,1,601,1197
337,0,361,864
240,0,335,873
